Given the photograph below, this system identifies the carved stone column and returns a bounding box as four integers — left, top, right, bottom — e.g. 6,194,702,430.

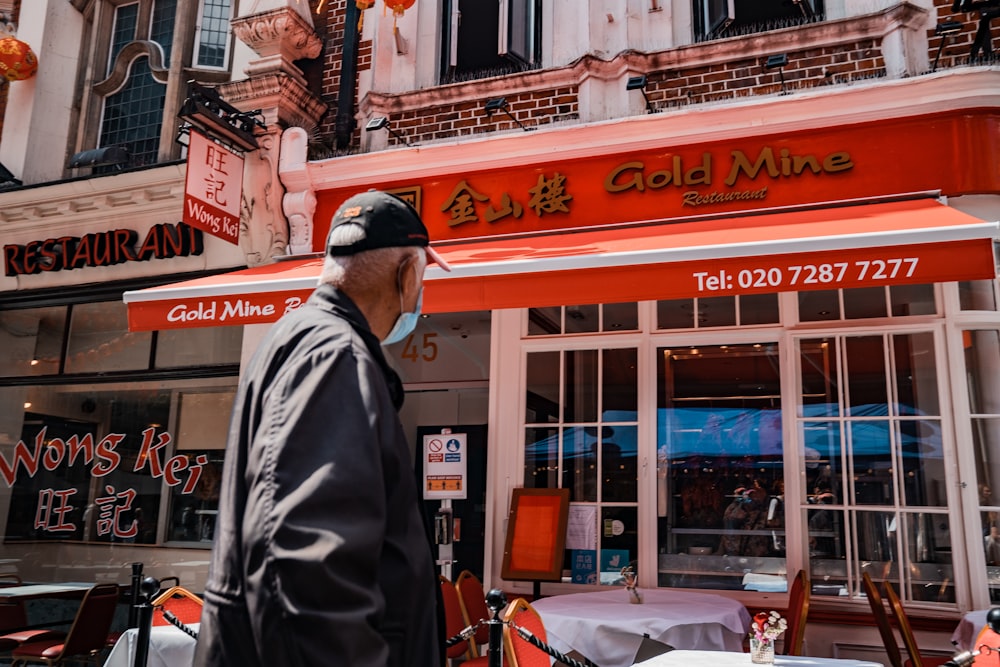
221,5,327,266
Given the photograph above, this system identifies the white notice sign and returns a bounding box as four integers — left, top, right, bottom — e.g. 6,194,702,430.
423,432,467,500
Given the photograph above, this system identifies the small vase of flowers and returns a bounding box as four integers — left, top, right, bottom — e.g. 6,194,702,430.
749,611,787,664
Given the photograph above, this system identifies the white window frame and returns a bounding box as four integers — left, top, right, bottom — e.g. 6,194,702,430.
192,0,233,71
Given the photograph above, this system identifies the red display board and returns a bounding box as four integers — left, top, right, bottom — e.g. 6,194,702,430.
501,488,570,582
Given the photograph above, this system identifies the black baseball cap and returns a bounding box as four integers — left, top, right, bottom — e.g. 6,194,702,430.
326,190,451,271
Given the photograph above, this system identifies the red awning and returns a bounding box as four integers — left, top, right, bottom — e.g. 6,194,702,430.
125,198,998,331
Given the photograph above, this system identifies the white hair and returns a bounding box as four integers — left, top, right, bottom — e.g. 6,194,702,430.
319,244,423,290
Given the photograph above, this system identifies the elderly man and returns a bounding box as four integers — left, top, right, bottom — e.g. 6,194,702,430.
194,190,449,667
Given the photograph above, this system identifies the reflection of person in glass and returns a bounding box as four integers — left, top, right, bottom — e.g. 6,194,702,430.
981,484,1000,565
808,487,837,556
766,480,785,553
719,479,770,556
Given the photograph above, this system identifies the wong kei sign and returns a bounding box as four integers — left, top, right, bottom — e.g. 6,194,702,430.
2,426,205,540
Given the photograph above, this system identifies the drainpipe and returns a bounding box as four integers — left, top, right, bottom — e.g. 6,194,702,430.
335,1,360,150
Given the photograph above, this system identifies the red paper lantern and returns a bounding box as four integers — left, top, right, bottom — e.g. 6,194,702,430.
384,0,415,18
0,37,37,81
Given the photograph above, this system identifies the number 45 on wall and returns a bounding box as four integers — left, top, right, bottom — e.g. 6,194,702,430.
400,332,439,362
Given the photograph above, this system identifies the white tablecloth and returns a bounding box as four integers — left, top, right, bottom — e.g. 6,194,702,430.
635,650,885,667
953,611,989,652
104,624,199,667
532,588,752,667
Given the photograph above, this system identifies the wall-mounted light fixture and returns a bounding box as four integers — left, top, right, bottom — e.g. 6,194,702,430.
67,146,131,170
365,116,414,146
764,53,789,94
177,82,264,153
484,97,534,132
626,74,656,114
933,20,964,70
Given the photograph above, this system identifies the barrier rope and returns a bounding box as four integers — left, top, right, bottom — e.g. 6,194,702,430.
443,620,481,648
509,620,599,667
162,610,199,640
443,618,599,667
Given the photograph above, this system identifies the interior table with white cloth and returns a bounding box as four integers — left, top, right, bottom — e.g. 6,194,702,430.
531,588,751,667
953,610,990,652
104,623,198,667
634,650,885,667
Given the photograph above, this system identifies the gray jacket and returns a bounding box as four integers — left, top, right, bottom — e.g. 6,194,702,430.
194,284,440,667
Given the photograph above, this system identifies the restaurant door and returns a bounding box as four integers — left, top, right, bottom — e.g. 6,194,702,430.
415,423,489,582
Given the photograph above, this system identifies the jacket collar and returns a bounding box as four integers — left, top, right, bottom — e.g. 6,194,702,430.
308,283,405,410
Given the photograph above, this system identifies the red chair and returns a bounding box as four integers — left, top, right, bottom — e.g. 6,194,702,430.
0,575,30,653
862,572,904,667
782,570,811,656
882,578,953,667
971,625,1000,667
0,576,64,654
439,576,488,666
502,597,552,667
151,586,203,627
455,570,491,658
10,583,120,667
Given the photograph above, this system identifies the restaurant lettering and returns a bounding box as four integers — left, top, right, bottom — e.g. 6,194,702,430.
0,426,206,491
3,222,204,276
440,173,573,227
2,426,208,537
35,485,139,539
603,145,853,207
395,143,857,236
166,295,305,324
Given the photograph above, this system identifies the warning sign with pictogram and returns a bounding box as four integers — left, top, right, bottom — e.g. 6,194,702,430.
423,432,467,500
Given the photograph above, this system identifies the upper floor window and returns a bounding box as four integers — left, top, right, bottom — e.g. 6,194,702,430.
441,0,541,84
108,3,140,75
151,0,178,62
194,0,233,69
99,57,167,167
76,0,234,172
695,0,824,42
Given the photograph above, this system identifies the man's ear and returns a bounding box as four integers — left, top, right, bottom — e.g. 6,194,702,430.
401,253,422,300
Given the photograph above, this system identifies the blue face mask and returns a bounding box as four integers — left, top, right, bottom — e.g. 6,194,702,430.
382,287,422,346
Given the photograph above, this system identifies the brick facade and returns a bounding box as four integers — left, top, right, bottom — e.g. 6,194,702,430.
314,3,995,153
927,0,1000,70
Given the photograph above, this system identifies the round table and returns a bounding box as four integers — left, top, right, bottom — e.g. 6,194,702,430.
531,588,752,667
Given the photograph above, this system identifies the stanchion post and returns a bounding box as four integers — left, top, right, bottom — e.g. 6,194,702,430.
133,576,160,667
128,562,144,628
485,588,507,667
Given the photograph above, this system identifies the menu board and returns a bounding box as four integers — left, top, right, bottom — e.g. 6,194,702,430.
501,488,570,582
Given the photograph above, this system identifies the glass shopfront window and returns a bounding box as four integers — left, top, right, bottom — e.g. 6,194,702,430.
1,379,235,544
524,345,639,585
796,332,952,603
655,342,785,590
964,329,1000,602
0,297,241,550
510,283,974,608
